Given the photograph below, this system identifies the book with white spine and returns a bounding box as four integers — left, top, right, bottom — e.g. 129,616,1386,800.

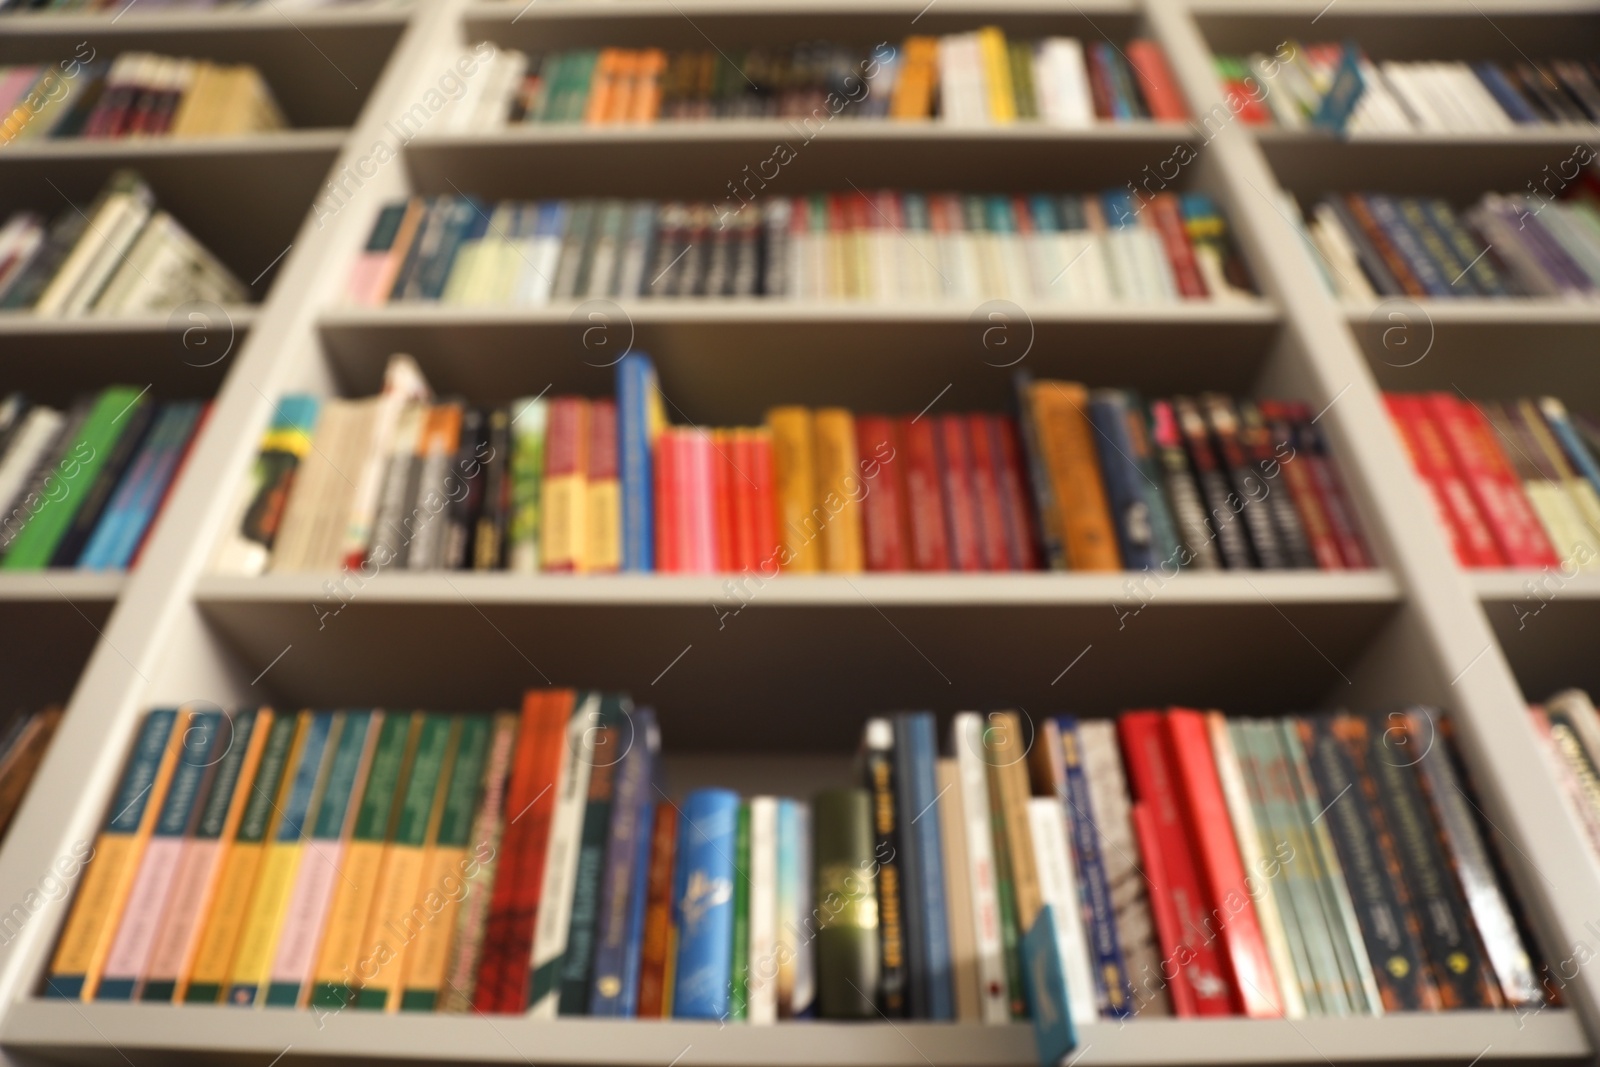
951,713,1011,1024
528,693,599,1018
747,796,779,1025
1025,798,1097,1027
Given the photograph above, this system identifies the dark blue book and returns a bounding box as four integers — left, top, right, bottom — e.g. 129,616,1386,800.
418,198,484,301
671,788,740,1019
589,707,657,1016
558,695,631,1015
1088,391,1156,571
1472,62,1541,124
1365,195,1452,297
619,798,655,1016
387,196,442,302
895,712,953,1020
617,354,657,572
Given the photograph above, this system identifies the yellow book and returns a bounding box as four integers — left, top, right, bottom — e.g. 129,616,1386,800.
181,710,299,1003
44,708,190,1000
310,713,419,1011
767,406,820,572
811,408,864,572
978,27,1017,123
355,714,452,1010
542,398,591,574
586,403,622,574
223,712,337,1006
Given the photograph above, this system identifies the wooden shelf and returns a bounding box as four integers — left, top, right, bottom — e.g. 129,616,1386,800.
0,128,346,162
0,4,411,32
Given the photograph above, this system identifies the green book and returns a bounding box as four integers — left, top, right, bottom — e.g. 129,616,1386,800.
728,802,751,1022
310,713,414,1010
985,756,1026,1018
401,714,492,1012
356,713,453,1009
4,386,145,569
812,788,878,1019
506,397,547,573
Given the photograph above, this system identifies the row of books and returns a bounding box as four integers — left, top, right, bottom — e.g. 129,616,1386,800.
455,31,1185,130
344,191,1257,306
1302,190,1600,302
1532,689,1600,858
42,697,1543,1022
0,55,285,145
0,707,61,844
0,389,207,571
221,354,1370,576
0,171,247,315
1218,44,1600,132
1386,393,1600,571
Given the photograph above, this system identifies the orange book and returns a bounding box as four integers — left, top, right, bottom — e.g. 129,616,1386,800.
812,408,864,572
891,37,939,119
767,407,820,572
712,429,738,572
584,50,622,125
604,51,640,123
1029,379,1121,570
631,50,668,122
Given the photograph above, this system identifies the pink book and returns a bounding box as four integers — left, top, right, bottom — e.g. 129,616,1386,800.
266,712,381,1006
98,837,187,998
683,431,719,573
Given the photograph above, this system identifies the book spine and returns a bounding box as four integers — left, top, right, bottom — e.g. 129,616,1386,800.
898,415,950,571
729,803,751,1021
556,699,625,1014
1033,380,1121,570
541,397,589,574
856,415,909,571
636,803,680,1016
1128,800,1195,1015
617,355,656,572
590,708,655,1015
768,406,820,572
813,788,879,1019
672,788,740,1019
952,714,1010,1023
1088,392,1156,571
936,413,982,572
1173,396,1253,569
863,719,908,1016
438,711,516,1012
1059,718,1135,1017
747,796,779,1024
813,408,864,572
527,692,595,1016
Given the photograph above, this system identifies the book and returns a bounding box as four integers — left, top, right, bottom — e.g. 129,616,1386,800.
812,787,879,1019
895,712,953,1019
589,708,657,1016
636,802,680,1017
557,696,629,1014
672,788,741,1019
528,692,600,1016
951,713,1011,1023
861,718,908,1016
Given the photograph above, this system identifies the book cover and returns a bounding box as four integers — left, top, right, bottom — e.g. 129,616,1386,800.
898,712,954,1019
528,692,599,1016
636,801,680,1016
557,696,629,1014
617,354,658,572
812,788,879,1019
590,707,657,1015
951,713,1012,1023
861,718,907,1015
1030,378,1121,570
672,788,740,1019
729,803,751,1021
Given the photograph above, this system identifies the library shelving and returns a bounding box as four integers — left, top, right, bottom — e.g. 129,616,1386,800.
2,0,1600,1065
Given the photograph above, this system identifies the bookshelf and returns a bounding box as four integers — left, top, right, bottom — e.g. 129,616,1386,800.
1,0,1599,1065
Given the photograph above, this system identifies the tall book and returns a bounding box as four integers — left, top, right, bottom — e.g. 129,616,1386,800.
747,795,780,1024
951,712,1011,1023
528,692,600,1015
672,788,741,1019
861,718,908,1016
1027,377,1121,569
557,696,630,1014
768,406,820,572
729,803,751,1022
894,712,953,1019
636,802,680,1017
935,760,982,1020
814,408,864,572
617,353,661,572
812,788,879,1019
590,707,657,1015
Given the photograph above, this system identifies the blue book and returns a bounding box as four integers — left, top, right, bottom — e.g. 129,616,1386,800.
1540,397,1600,499
94,709,227,1001
80,402,202,570
1365,195,1452,296
618,798,655,1016
589,707,657,1015
420,198,484,301
895,712,953,1020
1473,62,1541,125
1088,391,1157,571
1311,43,1365,133
1055,716,1133,1017
671,788,740,1019
226,711,333,1006
1024,906,1080,1067
617,354,658,572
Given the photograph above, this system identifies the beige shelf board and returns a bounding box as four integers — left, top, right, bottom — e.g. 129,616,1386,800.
1257,126,1600,146
0,572,126,602
464,0,1139,21
411,120,1199,147
0,1004,1584,1066
1341,300,1600,326
1473,570,1600,601
195,569,1401,607
0,3,409,31
1185,0,1600,14
0,307,258,335
0,129,346,162
322,300,1280,328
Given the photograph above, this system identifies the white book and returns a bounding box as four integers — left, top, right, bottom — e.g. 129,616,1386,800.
747,796,779,1025
1309,205,1377,302
1026,798,1097,1027
366,402,425,566
337,353,430,568
938,34,986,125
37,188,153,316
1381,63,1441,130
999,229,1033,300
1452,62,1515,131
1133,223,1179,302
936,760,980,1020
0,407,64,521
270,400,345,572
1037,39,1094,127
867,197,899,304
309,397,380,568
472,49,528,132
1102,228,1144,301
787,800,814,1016
528,693,599,1018
952,713,1011,1024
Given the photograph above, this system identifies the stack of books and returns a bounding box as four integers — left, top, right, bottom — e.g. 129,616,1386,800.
0,55,287,145
0,706,61,844
1386,392,1600,570
42,698,1545,1021
451,30,1186,130
0,171,249,315
1216,42,1600,132
1302,190,1600,301
1531,690,1600,858
217,354,1371,576
344,191,1257,305
0,389,208,571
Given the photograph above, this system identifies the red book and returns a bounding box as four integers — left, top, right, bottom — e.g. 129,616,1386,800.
1118,711,1236,1016
898,416,950,570
1165,709,1283,1017
991,415,1039,570
678,430,712,573
1085,45,1117,120
542,397,588,574
937,414,982,571
1149,194,1209,299
1384,394,1476,567
1399,396,1503,567
1125,39,1189,120
856,415,910,571
1285,402,1373,568
635,802,679,1016
729,432,756,573
1424,393,1556,568
655,429,679,572
476,690,570,1012
750,431,779,571
965,414,1010,570
712,432,736,572
1258,401,1343,570
1131,800,1197,1015
588,399,620,574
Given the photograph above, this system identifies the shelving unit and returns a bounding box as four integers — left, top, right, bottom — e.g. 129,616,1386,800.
1,0,1600,1064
